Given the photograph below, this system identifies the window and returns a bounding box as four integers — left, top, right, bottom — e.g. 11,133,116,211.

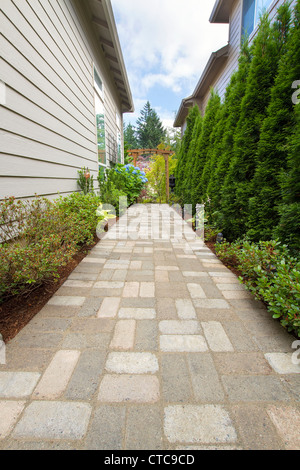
116,113,122,163
255,0,273,25
94,67,103,99
242,0,273,36
94,66,106,166
117,131,122,163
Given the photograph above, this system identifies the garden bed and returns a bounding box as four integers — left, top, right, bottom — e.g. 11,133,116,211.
0,238,99,343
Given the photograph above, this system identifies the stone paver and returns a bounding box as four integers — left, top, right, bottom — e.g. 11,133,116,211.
0,372,41,398
98,375,160,403
12,401,92,440
201,321,234,352
0,204,299,450
0,402,25,439
164,405,237,444
32,350,80,399
110,320,136,350
105,352,159,374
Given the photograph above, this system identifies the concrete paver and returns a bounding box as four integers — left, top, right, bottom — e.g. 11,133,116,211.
0,204,299,450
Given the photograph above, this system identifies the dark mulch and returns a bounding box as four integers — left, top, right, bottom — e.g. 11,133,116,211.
205,240,243,279
0,238,99,344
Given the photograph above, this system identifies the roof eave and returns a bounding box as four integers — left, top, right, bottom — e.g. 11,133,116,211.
83,0,134,114
209,0,235,23
173,97,194,128
173,44,229,128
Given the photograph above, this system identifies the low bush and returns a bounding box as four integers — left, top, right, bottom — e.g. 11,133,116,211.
0,194,109,302
113,164,148,206
98,164,148,212
215,239,300,337
55,192,101,245
98,169,127,216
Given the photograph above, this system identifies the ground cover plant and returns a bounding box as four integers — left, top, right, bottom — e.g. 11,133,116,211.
214,238,300,337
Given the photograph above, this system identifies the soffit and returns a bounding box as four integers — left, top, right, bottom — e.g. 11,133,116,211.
85,0,134,113
209,0,236,23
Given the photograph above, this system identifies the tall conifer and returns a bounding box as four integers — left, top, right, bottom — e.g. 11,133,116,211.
191,91,221,208
220,11,287,239
210,39,252,222
275,102,300,252
247,1,298,241
175,105,200,202
181,113,203,204
199,102,225,214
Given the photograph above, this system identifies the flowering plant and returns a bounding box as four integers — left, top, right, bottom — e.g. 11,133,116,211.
113,164,148,205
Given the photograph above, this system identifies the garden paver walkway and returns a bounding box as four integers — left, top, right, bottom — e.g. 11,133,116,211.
0,204,299,450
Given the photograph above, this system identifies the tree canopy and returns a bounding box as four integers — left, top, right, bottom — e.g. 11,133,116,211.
124,101,166,150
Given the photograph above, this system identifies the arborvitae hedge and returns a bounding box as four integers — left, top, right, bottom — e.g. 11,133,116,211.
175,105,200,202
207,39,252,225
174,0,299,253
182,113,203,205
247,2,299,241
275,103,300,252
191,91,221,208
220,10,289,239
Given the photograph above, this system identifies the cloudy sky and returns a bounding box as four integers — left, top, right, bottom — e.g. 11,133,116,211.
111,0,229,129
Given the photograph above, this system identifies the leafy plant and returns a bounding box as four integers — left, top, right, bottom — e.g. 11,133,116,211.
114,164,148,206
147,154,177,203
0,194,110,302
98,167,127,216
215,239,300,337
98,164,148,210
77,167,94,195
55,192,101,245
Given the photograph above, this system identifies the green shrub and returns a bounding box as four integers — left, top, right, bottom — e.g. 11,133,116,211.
55,192,101,245
0,198,78,300
98,169,127,216
98,164,148,211
0,194,110,302
216,239,300,337
113,164,148,206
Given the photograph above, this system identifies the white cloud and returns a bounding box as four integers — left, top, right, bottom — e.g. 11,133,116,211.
112,0,229,96
112,0,229,128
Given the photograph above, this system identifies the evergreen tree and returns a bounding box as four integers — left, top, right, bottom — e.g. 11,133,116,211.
275,102,300,252
220,11,287,240
181,113,203,205
247,1,298,241
209,39,252,225
175,105,201,203
124,123,138,149
199,102,225,217
191,90,221,208
136,101,166,149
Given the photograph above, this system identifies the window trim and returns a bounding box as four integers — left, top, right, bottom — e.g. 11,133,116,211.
93,64,106,168
241,0,275,40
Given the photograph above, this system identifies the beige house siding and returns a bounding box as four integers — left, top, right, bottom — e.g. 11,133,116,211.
0,0,130,201
202,0,242,110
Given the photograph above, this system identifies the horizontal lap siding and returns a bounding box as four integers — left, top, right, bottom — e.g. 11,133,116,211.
62,0,124,165
203,0,242,109
0,0,101,201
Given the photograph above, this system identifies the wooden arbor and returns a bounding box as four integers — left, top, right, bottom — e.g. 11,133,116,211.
127,148,174,200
